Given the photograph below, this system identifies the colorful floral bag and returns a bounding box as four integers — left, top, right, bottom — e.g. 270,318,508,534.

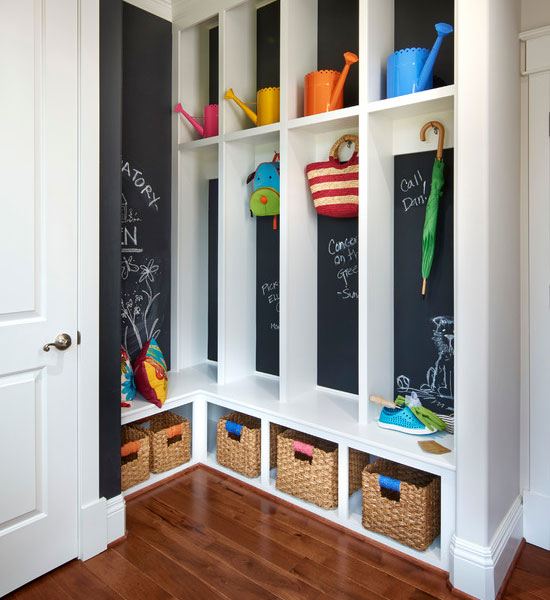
306,134,359,218
133,338,168,408
120,346,136,408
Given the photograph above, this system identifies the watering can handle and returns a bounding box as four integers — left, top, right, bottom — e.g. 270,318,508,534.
420,121,445,161
329,134,359,160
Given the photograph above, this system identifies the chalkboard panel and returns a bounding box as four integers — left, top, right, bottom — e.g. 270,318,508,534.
257,0,280,89
318,0,359,108
395,0,454,88
394,149,454,431
208,180,218,362
256,219,280,375
254,2,280,375
209,26,219,106
317,216,359,394
100,0,123,501
121,4,172,366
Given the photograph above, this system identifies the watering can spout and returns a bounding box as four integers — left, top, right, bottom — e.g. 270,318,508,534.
417,23,453,93
224,88,258,125
329,51,359,110
174,102,204,137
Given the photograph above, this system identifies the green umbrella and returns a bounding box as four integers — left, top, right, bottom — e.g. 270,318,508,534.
420,121,446,296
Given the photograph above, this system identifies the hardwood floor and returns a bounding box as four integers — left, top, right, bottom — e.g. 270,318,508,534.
7,467,550,600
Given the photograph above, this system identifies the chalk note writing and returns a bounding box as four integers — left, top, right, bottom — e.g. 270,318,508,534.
121,160,161,210
328,236,359,301
399,168,428,213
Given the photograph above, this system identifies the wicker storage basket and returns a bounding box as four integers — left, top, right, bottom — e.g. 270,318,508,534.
216,412,261,478
349,449,370,495
362,459,440,551
276,429,338,509
270,423,286,469
121,425,150,491
146,412,191,474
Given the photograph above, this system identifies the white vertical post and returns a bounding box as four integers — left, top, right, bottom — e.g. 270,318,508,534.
261,417,271,486
338,443,349,521
192,396,208,462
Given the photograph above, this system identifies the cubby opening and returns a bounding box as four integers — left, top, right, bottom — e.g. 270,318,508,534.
222,135,281,383
363,101,455,445
121,403,194,496
223,0,281,134
207,404,262,480
176,16,219,144
348,452,442,560
174,145,219,384
366,0,455,103
285,0,359,122
283,123,359,400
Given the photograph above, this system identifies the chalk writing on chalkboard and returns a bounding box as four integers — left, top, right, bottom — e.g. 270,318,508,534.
396,315,455,432
328,235,359,301
260,280,279,330
120,158,166,360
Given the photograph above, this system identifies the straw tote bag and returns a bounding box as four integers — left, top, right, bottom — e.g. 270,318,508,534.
305,134,359,218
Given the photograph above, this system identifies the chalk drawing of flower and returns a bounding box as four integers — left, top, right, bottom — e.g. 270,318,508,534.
121,256,139,280
139,259,159,283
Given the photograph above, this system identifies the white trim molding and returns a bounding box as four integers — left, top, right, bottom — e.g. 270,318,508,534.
107,495,127,545
450,497,523,600
124,0,173,21
79,499,108,561
520,25,550,75
523,491,550,550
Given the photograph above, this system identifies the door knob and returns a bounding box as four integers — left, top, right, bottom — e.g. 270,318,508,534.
43,333,72,352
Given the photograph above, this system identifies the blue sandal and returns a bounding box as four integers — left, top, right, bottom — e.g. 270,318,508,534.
378,405,434,436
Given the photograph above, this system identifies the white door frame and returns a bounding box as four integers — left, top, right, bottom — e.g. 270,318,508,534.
520,25,550,551
76,0,109,561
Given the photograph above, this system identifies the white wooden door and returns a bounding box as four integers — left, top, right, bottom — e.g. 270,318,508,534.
0,0,79,594
527,69,550,550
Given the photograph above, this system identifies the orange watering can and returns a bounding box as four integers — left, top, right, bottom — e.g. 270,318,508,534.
304,51,359,116
224,87,280,126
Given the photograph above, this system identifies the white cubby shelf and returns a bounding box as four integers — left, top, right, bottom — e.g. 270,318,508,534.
121,0,459,571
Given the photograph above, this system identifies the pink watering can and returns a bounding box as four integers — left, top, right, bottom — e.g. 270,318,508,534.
174,102,218,138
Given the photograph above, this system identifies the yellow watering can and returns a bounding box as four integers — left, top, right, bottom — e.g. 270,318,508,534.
224,87,280,126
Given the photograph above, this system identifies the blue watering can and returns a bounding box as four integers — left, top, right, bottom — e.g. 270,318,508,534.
387,23,453,98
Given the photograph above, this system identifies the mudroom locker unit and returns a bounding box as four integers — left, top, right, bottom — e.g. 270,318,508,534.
102,1,522,598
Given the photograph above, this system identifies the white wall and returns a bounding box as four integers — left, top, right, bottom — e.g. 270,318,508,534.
521,0,550,30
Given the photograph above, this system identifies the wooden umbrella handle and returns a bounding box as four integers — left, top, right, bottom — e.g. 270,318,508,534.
420,121,445,160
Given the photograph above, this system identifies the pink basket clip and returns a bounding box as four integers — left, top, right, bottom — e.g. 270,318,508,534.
293,440,314,457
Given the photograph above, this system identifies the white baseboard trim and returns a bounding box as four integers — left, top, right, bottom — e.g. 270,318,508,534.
79,498,107,560
450,496,523,600
523,490,550,550
107,495,126,545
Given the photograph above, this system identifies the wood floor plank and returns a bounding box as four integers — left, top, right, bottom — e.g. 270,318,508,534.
114,531,229,600
127,501,284,600
8,573,73,600
154,473,438,600
505,568,550,600
516,544,550,580
84,549,176,600
51,559,124,600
